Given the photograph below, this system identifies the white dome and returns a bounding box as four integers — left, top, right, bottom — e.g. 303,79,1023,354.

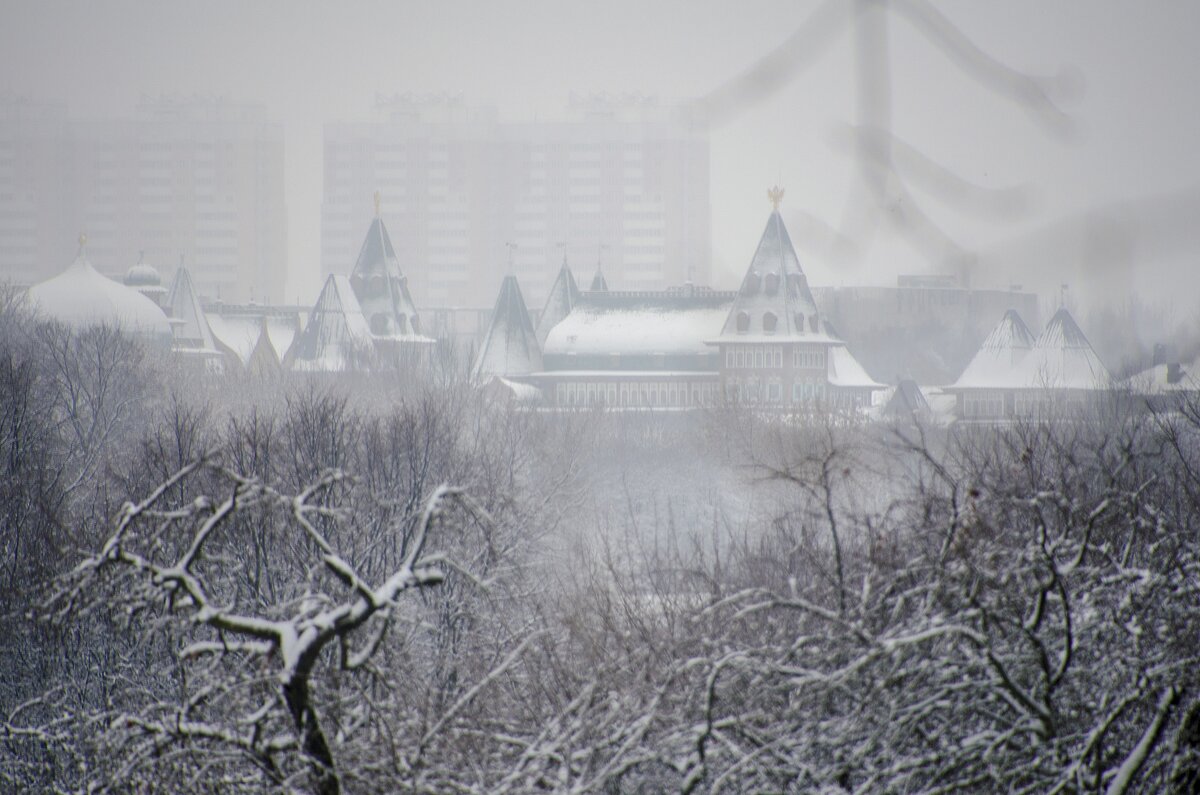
124,262,162,287
27,254,172,341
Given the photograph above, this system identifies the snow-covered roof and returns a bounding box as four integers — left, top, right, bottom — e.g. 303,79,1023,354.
286,275,374,372
882,379,930,418
1016,308,1111,391
165,267,220,357
545,291,733,358
949,308,1111,392
125,263,159,285
26,246,172,341
347,215,424,340
828,344,884,389
536,258,580,346
950,309,1036,390
717,207,827,340
474,274,542,378
1125,361,1199,395
480,375,544,403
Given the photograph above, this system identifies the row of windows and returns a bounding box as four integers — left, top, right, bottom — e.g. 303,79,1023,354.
963,392,1091,419
723,346,827,370
724,381,827,404
726,345,783,369
554,381,718,408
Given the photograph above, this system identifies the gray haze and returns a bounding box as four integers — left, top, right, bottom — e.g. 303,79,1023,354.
2,0,1198,309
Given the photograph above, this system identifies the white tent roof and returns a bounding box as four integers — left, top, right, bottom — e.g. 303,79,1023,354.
951,309,1036,389
828,345,884,389
165,267,220,356
286,275,374,372
1016,308,1111,390
474,275,542,378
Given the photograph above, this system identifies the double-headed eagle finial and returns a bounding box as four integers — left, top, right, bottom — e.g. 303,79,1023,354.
768,185,785,210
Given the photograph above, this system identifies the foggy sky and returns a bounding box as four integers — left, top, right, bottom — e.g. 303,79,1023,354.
2,0,1199,313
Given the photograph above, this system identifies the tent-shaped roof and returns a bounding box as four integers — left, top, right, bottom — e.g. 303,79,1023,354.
536,257,581,346
285,275,374,372
27,240,171,342
165,266,220,358
950,309,1036,390
828,344,884,389
474,274,542,378
1017,307,1110,390
717,201,836,343
883,379,931,418
348,213,423,340
589,262,609,292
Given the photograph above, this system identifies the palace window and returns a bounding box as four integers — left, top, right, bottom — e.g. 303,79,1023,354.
763,312,778,334
736,311,750,333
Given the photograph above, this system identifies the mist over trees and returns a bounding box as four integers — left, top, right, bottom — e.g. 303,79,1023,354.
2,294,1199,793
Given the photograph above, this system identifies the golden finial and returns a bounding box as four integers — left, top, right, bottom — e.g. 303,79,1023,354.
373,190,381,217
768,185,785,210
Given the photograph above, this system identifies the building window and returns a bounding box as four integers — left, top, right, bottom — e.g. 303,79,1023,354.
795,313,805,333
742,271,761,295
765,272,780,295
763,312,778,334
736,311,750,333
768,383,782,403
809,314,819,333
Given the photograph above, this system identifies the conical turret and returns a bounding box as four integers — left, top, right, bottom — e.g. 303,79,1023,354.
474,274,542,378
348,196,421,339
536,256,580,346
952,309,1036,389
285,275,374,372
718,189,825,340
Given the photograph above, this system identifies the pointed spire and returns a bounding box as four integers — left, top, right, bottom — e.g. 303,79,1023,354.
77,232,87,255
347,201,421,339
589,244,609,292
286,275,374,371
374,189,382,217
474,274,542,378
165,265,218,354
536,255,580,346
718,202,822,339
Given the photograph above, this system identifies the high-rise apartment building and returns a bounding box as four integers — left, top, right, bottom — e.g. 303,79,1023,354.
0,96,286,303
321,93,710,309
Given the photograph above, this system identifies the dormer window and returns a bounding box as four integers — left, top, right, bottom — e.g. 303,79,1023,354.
795,313,805,333
764,272,780,295
809,314,819,333
736,311,750,333
763,311,778,334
